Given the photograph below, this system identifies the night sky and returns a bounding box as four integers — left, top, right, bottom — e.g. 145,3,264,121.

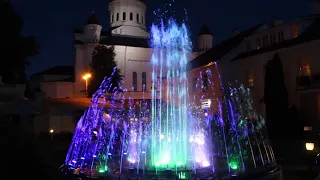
10,0,309,77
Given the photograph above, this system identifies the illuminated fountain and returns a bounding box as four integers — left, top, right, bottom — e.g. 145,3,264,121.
62,20,279,180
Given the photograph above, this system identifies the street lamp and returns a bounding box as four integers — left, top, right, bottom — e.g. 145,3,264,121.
306,142,315,151
306,142,315,180
82,73,92,96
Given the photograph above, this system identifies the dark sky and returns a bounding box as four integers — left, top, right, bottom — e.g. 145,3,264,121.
11,0,309,77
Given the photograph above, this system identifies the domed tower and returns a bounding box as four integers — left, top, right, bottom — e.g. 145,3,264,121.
197,25,213,51
83,12,102,43
108,0,149,38
310,0,320,14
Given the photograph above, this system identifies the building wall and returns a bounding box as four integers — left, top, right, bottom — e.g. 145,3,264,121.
34,115,75,134
188,64,223,115
74,43,154,98
228,40,320,129
41,82,74,98
30,74,72,92
117,46,152,91
74,43,97,97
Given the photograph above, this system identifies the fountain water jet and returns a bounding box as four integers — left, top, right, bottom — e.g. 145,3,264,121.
62,20,280,180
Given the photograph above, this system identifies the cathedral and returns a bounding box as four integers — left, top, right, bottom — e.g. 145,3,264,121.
31,0,320,134
32,0,212,100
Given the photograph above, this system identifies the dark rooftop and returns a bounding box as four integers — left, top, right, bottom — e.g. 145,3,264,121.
188,24,262,70
233,18,320,61
99,34,150,48
32,66,74,77
85,13,101,25
199,25,212,36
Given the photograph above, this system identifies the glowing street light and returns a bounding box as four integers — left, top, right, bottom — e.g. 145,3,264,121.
306,142,315,151
82,73,92,96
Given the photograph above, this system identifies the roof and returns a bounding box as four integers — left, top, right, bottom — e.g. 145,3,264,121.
85,13,101,25
233,18,320,61
199,25,212,36
188,24,262,70
74,28,109,36
32,66,74,77
99,35,150,48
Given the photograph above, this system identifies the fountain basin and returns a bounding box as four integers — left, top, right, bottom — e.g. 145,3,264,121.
60,165,282,180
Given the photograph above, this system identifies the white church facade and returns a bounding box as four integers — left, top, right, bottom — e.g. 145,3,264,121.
31,0,212,100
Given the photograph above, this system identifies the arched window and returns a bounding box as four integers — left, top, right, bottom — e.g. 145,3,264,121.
137,14,139,22
116,13,119,21
111,14,114,23
142,72,147,91
201,72,208,92
132,72,137,91
130,13,133,20
123,12,126,20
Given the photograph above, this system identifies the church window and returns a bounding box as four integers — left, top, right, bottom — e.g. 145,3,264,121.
300,57,311,76
256,39,261,49
132,72,137,91
270,33,275,44
142,72,147,92
246,40,251,51
273,32,276,44
130,13,133,20
137,14,139,22
262,35,268,46
201,72,208,92
193,78,198,92
112,14,114,23
248,71,254,88
278,30,284,42
123,12,126,20
290,24,298,38
116,13,119,21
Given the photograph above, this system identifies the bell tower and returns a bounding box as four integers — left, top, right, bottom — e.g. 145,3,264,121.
108,0,149,38
83,12,102,43
197,25,213,52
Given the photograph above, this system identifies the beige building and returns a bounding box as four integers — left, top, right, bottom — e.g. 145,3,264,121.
227,15,320,131
188,11,320,132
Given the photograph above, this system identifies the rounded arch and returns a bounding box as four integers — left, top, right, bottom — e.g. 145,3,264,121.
130,12,133,20
123,12,126,20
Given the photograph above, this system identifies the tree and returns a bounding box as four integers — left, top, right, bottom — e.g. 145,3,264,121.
264,53,289,138
0,1,38,84
88,45,122,97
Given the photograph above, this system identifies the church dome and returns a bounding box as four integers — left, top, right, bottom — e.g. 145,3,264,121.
198,25,212,36
85,13,101,25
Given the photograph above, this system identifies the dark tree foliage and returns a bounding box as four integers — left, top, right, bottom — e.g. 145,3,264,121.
0,1,38,84
264,53,290,138
88,45,122,97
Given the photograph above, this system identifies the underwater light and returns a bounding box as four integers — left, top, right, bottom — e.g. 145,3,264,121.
229,161,239,170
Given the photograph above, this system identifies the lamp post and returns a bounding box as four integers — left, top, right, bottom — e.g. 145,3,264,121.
306,142,315,180
82,73,92,96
